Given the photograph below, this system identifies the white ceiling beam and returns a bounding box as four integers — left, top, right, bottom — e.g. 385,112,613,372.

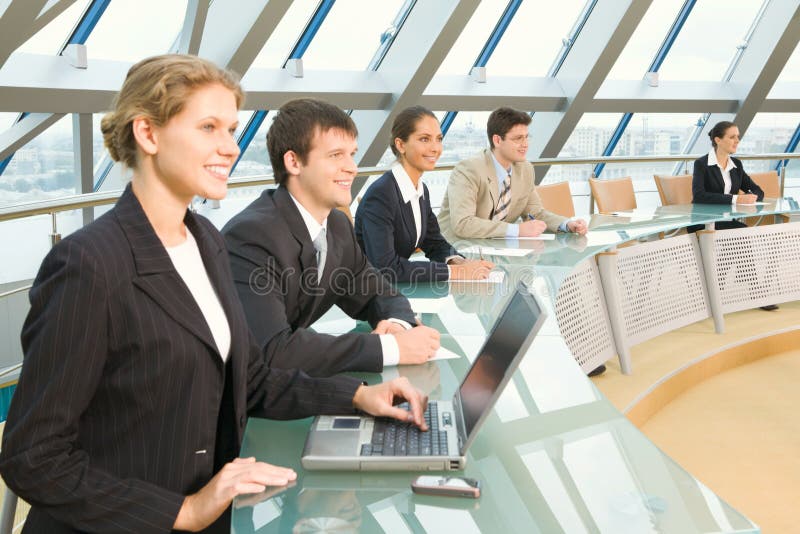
177,0,210,56
0,0,76,68
197,0,292,75
591,80,739,113
3,53,800,115
350,0,481,166
420,75,566,112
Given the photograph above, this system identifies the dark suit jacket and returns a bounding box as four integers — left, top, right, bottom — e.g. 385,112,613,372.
222,186,415,377
0,185,360,533
692,154,764,204
354,170,458,283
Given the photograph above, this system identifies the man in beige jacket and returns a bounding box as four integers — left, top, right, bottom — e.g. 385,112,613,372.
439,107,587,240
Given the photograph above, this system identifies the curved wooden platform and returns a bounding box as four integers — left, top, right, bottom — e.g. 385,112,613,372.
594,301,800,533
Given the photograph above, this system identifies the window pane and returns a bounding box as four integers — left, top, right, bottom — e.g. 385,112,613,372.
0,115,75,207
301,0,405,70
740,113,800,174
16,0,90,54
83,1,188,62
435,0,507,75
441,111,491,164
250,0,319,69
657,1,764,81
606,0,685,80
541,113,623,212
0,113,17,133
231,111,276,178
485,0,586,77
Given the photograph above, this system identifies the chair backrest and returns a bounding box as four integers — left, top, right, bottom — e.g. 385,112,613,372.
589,176,637,213
536,181,575,218
748,170,780,198
653,174,693,206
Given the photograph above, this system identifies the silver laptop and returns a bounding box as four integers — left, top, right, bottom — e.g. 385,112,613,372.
301,282,547,471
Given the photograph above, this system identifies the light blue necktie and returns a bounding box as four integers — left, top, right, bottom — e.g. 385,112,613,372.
312,228,327,283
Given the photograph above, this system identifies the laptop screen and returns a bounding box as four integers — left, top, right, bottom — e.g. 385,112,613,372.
458,287,542,439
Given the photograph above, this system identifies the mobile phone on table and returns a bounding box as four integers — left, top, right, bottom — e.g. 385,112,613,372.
411,475,481,498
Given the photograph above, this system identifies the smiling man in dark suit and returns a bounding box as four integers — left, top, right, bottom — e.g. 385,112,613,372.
223,98,441,377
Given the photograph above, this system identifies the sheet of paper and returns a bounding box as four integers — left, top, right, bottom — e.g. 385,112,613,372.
736,201,768,206
408,296,452,314
430,345,460,361
460,245,532,257
491,234,555,241
449,270,505,284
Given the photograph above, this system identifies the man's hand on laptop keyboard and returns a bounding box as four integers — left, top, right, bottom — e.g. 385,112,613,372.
352,377,429,431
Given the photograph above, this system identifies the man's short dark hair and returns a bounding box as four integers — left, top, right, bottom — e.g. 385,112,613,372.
487,107,532,149
267,98,358,186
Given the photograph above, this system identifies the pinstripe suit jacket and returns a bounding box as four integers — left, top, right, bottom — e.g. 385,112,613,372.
0,185,361,533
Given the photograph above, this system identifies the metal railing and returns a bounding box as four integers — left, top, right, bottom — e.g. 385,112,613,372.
2,152,798,224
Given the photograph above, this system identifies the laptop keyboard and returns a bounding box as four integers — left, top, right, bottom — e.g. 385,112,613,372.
360,402,450,457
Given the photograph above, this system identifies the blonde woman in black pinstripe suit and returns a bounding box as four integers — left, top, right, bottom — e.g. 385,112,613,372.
0,55,427,534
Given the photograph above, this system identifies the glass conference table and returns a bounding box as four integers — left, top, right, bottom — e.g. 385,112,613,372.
232,199,799,533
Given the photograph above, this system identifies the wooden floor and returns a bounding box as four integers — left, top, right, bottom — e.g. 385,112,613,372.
594,301,800,534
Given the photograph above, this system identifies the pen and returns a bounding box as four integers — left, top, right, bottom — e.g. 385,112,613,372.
527,214,536,221
479,246,484,260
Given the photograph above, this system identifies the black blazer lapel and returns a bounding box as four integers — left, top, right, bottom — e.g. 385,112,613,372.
114,186,220,357
273,186,317,273
390,172,418,249
709,164,726,193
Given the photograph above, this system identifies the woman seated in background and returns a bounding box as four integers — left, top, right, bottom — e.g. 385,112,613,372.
692,120,764,229
692,120,777,311
0,54,427,534
354,106,494,283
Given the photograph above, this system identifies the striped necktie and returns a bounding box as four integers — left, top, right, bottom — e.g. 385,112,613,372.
494,171,512,221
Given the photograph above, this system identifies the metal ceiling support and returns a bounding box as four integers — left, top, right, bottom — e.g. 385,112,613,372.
593,0,695,177
677,0,800,172
197,0,292,74
0,0,110,177
177,0,210,56
546,0,598,79
232,0,337,173
440,0,523,136
527,0,654,182
0,0,76,68
350,0,481,166
64,0,110,46
72,112,93,223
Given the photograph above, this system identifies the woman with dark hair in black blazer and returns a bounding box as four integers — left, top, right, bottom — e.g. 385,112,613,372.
354,106,493,283
0,55,427,534
692,120,764,229
692,120,777,310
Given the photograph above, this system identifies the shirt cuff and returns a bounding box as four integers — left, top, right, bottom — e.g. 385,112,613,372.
558,220,570,232
505,224,520,238
379,334,400,367
732,194,737,204
387,318,412,330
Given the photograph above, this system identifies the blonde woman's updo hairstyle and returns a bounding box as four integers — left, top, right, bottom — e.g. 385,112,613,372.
101,54,244,169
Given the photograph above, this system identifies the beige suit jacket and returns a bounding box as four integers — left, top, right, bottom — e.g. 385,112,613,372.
438,149,567,239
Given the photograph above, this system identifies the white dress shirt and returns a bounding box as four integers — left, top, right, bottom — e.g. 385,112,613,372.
166,229,231,361
392,163,424,247
707,149,738,204
288,192,406,366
